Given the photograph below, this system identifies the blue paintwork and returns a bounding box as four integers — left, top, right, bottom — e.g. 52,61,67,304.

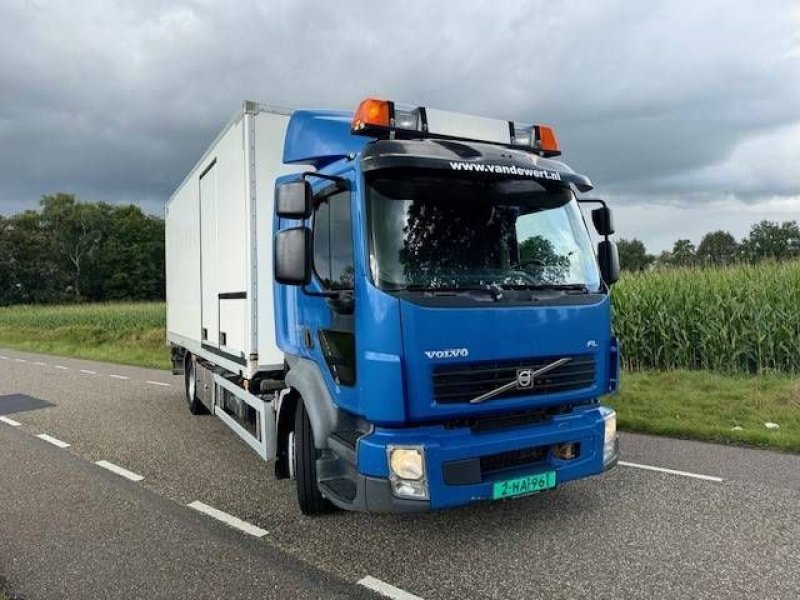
273,109,617,511
283,110,369,168
358,404,609,510
400,297,611,422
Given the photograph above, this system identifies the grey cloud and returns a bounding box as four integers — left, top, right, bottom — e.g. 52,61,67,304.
0,0,798,250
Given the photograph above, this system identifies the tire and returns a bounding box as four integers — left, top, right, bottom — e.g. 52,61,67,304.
184,354,205,415
294,401,334,515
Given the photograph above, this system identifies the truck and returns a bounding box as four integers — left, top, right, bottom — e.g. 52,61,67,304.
166,98,621,515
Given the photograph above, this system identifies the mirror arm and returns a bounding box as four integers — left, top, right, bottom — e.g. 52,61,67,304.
301,171,350,190
577,198,608,209
578,198,611,242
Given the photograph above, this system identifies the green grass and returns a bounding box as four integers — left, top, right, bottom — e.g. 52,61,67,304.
0,302,169,369
608,370,800,452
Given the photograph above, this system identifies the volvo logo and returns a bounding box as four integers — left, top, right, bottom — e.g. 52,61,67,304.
470,357,573,404
424,348,469,359
516,368,533,389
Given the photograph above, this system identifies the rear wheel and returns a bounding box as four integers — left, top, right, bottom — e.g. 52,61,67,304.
293,401,334,515
184,354,205,415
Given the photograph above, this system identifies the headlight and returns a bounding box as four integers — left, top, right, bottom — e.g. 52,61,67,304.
388,446,429,500
601,407,617,465
389,447,424,480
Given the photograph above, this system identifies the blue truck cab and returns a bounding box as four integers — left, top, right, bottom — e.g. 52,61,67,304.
271,98,620,514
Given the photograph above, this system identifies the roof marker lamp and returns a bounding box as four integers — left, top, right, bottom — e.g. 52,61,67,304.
388,445,428,500
512,123,561,157
352,98,424,135
352,98,391,131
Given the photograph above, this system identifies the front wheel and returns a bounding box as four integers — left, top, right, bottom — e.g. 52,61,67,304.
184,354,205,415
293,401,334,515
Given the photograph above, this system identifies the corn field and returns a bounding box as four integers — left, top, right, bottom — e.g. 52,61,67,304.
613,261,800,374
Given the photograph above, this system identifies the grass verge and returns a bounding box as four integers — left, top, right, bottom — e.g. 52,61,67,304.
608,369,800,452
0,302,169,369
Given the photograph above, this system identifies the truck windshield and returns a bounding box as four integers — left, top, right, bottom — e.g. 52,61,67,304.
366,171,601,292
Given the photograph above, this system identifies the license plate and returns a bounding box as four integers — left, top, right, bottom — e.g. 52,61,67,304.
492,471,556,500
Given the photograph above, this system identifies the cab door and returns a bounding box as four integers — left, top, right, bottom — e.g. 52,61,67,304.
301,175,359,411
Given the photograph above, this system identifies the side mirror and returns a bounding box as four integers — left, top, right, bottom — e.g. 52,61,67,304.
275,181,312,219
591,206,615,236
598,240,620,286
274,227,311,286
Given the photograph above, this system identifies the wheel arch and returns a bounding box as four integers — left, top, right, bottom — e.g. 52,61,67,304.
282,355,338,449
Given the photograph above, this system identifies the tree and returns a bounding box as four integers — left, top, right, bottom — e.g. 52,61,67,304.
740,220,800,263
697,230,739,266
669,239,696,267
39,193,106,298
0,194,166,306
89,205,165,300
617,238,654,271
1,210,68,303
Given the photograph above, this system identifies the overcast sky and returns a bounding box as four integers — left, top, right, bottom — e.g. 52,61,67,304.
1,0,798,251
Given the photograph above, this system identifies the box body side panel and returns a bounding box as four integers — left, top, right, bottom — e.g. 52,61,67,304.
210,118,249,356
167,111,250,362
166,169,201,343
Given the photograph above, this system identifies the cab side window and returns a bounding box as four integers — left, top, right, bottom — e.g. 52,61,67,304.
312,190,354,290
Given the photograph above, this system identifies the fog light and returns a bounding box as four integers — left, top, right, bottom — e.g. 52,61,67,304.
390,478,428,499
601,407,617,465
389,446,424,480
554,443,578,460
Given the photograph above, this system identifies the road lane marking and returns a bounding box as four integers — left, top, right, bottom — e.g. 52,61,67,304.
108,374,130,380
15,358,27,363
619,461,724,482
54,365,68,370
80,369,97,375
187,501,268,538
34,361,46,366
36,433,70,449
0,355,8,360
0,416,21,426
146,380,170,387
95,460,144,482
358,576,424,600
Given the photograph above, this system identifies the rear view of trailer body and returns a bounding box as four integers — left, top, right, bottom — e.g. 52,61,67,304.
166,102,303,380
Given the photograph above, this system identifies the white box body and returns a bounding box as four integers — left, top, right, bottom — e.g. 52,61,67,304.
166,102,305,378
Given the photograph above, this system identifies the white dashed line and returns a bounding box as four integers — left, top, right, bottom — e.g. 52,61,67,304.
0,355,8,360
36,433,70,449
0,416,21,427
54,365,68,370
358,576,424,600
146,380,170,387
108,374,130,380
34,361,46,366
619,461,724,483
15,358,26,363
80,369,97,375
188,501,268,538
95,460,144,482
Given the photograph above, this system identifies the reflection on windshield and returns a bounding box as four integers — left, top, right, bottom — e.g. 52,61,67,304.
367,172,600,292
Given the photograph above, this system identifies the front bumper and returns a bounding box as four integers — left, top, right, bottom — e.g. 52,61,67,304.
354,405,617,512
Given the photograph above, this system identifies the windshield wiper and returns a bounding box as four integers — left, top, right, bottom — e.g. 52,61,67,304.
398,284,504,301
502,283,589,294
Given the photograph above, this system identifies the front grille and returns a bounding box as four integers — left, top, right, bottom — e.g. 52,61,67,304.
432,355,595,404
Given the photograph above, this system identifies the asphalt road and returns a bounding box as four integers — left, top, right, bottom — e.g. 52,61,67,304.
1,347,799,599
